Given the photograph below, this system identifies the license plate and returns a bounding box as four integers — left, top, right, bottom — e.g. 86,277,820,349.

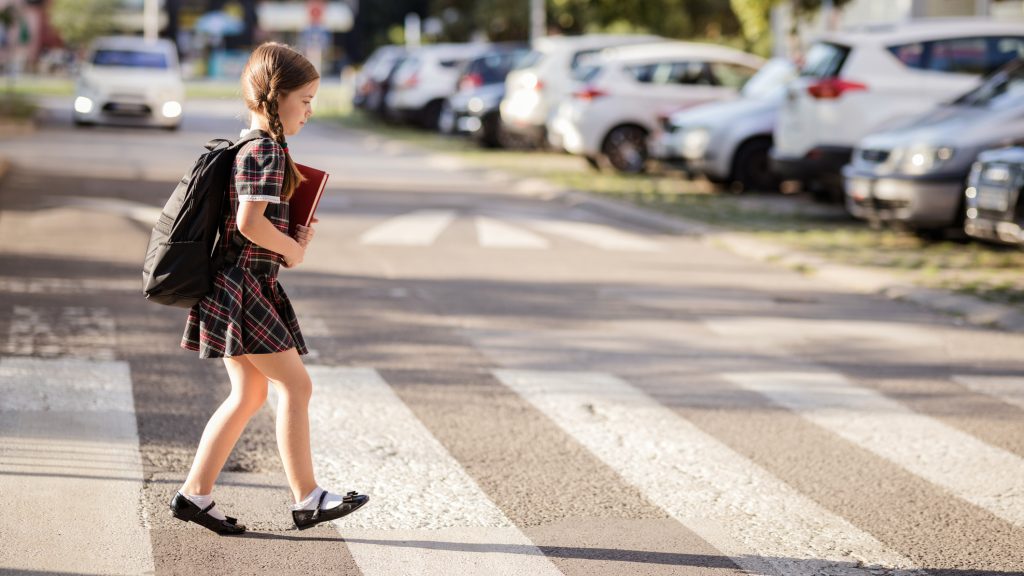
976,185,1010,212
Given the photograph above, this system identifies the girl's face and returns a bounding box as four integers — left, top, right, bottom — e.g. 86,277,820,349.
277,79,319,136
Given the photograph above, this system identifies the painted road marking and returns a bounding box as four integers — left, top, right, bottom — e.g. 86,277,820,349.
522,219,662,252
359,209,458,246
0,357,154,575
475,216,549,249
269,366,565,576
495,369,918,576
722,370,1024,529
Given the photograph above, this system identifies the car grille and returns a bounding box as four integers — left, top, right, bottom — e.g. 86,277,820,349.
858,148,890,164
102,102,152,116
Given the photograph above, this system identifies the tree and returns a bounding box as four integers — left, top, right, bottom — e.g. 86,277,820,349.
50,0,120,51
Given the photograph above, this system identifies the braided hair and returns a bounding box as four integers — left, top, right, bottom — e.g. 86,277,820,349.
240,42,320,201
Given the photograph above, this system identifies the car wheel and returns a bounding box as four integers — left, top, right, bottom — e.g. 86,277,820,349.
420,100,444,130
437,101,455,134
731,138,779,193
601,125,648,174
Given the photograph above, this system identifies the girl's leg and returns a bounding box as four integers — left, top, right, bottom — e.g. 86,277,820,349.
245,348,318,504
180,355,269,495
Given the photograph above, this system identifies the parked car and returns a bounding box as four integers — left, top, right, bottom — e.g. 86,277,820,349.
353,45,406,112
73,35,184,130
772,19,1024,199
655,57,796,190
964,146,1024,246
385,43,491,129
547,41,763,173
844,57,1024,236
444,45,531,147
500,34,662,147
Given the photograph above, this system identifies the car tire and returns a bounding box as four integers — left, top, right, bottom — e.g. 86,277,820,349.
420,99,444,130
601,125,648,174
731,137,779,193
437,100,455,134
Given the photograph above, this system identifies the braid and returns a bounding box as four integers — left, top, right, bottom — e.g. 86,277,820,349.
263,87,304,201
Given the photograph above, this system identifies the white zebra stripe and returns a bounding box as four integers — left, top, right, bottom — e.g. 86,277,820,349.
952,375,1024,412
722,370,1024,528
359,210,457,246
0,357,154,575
494,369,918,576
523,219,662,252
269,366,565,576
475,216,549,249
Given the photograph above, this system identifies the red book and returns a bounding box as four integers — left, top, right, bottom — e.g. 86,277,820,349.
289,163,329,236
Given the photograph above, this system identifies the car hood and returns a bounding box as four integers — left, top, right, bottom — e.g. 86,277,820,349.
83,66,183,89
859,104,1023,150
668,94,780,130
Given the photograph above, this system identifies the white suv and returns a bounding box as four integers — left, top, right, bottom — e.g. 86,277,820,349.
772,19,1024,197
500,34,662,147
385,43,491,129
73,36,185,130
549,41,763,173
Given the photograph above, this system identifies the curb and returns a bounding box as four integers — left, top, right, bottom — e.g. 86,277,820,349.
517,180,1024,334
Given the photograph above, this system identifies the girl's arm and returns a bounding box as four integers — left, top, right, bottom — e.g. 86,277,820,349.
237,201,305,265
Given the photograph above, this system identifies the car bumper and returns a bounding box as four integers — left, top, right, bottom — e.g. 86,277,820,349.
772,146,852,180
843,168,964,227
73,94,182,127
965,216,1024,246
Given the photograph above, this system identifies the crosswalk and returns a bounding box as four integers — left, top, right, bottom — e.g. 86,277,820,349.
356,210,663,252
2,303,1023,574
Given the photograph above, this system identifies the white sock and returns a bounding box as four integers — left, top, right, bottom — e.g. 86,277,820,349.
181,491,227,521
291,486,345,512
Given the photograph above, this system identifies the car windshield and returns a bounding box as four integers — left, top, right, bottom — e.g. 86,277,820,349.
92,49,169,69
512,50,544,70
952,59,1024,110
740,59,795,98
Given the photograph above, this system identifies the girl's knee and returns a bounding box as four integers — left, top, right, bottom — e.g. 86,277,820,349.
232,384,268,413
273,376,312,402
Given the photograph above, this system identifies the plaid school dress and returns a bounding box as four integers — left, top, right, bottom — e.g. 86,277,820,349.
181,132,308,358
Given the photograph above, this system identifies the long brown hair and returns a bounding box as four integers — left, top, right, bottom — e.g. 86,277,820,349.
240,42,320,201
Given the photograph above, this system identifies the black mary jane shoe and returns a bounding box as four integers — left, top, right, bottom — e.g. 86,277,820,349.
292,490,370,531
169,491,246,535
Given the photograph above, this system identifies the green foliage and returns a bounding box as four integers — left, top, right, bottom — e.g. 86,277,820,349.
50,0,119,49
0,92,38,120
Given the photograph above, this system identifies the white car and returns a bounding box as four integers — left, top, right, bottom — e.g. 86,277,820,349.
353,44,406,112
385,43,491,129
73,36,184,130
655,58,796,191
772,19,1024,198
500,34,662,147
548,41,763,173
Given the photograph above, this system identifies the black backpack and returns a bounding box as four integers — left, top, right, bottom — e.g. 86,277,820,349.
142,131,263,308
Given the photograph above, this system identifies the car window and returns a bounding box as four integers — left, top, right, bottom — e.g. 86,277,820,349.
577,64,604,83
889,36,1024,75
513,50,544,70
710,62,758,89
92,49,168,69
929,37,989,74
953,59,1024,110
571,49,603,72
626,61,714,85
740,59,796,98
800,42,850,78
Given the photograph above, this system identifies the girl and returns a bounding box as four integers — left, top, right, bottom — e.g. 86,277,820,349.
168,42,368,535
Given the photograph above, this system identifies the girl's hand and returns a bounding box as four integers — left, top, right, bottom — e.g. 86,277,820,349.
294,223,316,248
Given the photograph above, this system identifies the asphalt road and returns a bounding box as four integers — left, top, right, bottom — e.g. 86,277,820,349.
1,97,1023,576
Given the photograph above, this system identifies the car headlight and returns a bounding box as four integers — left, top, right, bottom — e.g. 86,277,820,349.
74,96,94,114
162,101,182,118
680,127,711,156
895,145,955,175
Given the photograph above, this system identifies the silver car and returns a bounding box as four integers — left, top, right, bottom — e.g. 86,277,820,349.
654,58,795,191
844,58,1024,234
